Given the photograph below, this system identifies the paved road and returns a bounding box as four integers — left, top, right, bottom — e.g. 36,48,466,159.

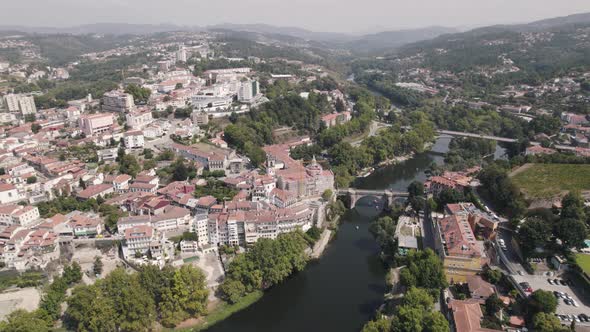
497,227,525,274
421,205,436,251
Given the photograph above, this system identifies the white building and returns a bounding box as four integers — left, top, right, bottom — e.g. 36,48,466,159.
3,94,36,115
238,80,260,103
79,113,115,136
123,131,145,151
0,184,22,204
102,90,135,113
125,109,153,129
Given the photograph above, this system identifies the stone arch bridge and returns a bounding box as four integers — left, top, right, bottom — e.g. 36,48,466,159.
337,188,409,209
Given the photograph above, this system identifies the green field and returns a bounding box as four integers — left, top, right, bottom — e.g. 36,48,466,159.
511,163,590,198
576,253,590,275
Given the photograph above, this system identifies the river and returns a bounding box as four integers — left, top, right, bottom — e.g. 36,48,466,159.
205,137,503,332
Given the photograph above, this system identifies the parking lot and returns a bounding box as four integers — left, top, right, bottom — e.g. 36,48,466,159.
513,273,590,325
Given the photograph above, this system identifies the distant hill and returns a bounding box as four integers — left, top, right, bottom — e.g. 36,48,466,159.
0,23,190,35
386,12,590,80
206,23,353,42
344,26,459,53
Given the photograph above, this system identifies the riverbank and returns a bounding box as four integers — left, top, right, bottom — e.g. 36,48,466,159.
311,229,332,259
357,154,414,178
174,291,264,331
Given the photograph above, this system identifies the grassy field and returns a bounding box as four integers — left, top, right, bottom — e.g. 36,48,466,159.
511,163,590,198
576,253,590,275
174,290,264,331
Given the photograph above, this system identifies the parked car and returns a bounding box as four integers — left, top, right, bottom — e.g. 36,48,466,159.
559,279,567,286
548,279,555,285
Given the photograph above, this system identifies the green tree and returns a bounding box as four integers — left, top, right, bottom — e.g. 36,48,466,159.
119,154,141,177
24,114,36,123
65,284,117,332
101,268,156,331
528,289,558,314
532,312,570,332
484,293,504,316
361,316,390,332
63,262,82,285
555,218,588,249
322,189,333,201
518,217,551,256
0,309,51,332
172,159,189,181
93,257,103,276
402,287,434,311
561,191,586,221
244,142,266,167
218,279,246,304
124,84,151,104
483,267,502,284
407,181,425,212
159,265,209,327
424,312,450,332
31,123,42,134
390,305,424,332
26,176,37,184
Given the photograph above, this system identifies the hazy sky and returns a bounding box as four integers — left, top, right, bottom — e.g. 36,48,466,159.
3,0,590,33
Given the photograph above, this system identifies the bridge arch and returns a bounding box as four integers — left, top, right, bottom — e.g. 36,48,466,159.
336,188,409,210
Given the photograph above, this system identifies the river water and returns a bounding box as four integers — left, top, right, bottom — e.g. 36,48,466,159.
206,137,502,332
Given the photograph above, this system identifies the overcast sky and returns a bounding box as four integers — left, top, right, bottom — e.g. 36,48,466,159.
2,0,590,33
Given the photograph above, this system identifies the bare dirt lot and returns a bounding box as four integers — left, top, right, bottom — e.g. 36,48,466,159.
0,287,41,320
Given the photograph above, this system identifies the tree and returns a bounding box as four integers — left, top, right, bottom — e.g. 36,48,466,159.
532,312,569,332
483,267,502,284
0,309,51,332
143,148,154,159
244,142,266,167
159,265,209,327
218,279,246,304
322,189,333,201
423,312,450,332
407,181,425,212
402,287,434,311
24,114,36,123
26,176,37,184
561,191,586,221
65,284,117,332
518,217,551,255
335,98,346,113
399,249,447,290
119,154,141,177
528,289,558,314
171,159,189,181
31,123,42,134
63,262,82,285
484,293,504,316
101,268,156,331
555,218,588,249
93,257,103,276
361,317,390,332
124,84,151,104
175,82,183,90
390,305,424,332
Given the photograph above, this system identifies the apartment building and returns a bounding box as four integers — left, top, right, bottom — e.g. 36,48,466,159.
125,109,153,129
79,113,115,136
3,94,36,115
123,131,145,151
102,90,135,113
